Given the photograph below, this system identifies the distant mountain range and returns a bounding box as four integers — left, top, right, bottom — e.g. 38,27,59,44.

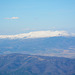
0,53,75,75
0,36,75,58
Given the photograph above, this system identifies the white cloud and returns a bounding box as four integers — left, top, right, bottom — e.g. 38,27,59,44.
0,30,74,39
5,17,19,19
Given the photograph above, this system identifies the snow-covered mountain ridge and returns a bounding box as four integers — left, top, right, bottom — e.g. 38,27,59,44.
0,31,75,39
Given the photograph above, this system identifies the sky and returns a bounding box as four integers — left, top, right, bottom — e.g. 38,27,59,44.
0,0,75,35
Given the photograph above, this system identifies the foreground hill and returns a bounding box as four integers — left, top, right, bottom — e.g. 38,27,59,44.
0,37,75,58
0,53,75,75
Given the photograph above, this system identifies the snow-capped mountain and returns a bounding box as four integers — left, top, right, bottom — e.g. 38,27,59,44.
0,30,74,39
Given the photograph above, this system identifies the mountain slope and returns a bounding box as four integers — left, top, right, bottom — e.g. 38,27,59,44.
0,53,75,75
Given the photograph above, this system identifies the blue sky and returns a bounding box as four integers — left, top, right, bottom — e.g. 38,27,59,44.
0,0,75,34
